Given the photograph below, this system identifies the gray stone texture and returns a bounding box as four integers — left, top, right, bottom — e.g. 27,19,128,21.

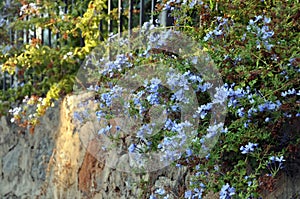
0,94,299,199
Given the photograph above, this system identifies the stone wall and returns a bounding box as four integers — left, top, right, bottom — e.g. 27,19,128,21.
0,94,300,199
0,95,190,199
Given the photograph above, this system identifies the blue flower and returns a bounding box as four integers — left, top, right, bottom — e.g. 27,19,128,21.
213,29,223,36
101,92,112,106
186,148,193,157
128,143,136,153
258,101,280,112
247,107,257,118
98,125,112,135
228,98,238,108
184,190,192,198
176,163,182,168
147,93,160,105
269,155,285,168
264,16,271,24
205,123,224,139
189,74,203,83
203,31,213,41
198,82,212,92
155,188,166,195
133,97,141,105
149,194,157,199
171,121,192,133
96,110,105,120
275,156,285,162
220,183,235,199
237,107,245,117
269,156,276,162
189,0,197,8
195,103,212,119
166,69,190,91
263,41,273,51
164,118,175,130
192,187,204,199
282,88,296,97
148,78,161,93
254,15,263,22
171,89,189,103
170,105,180,112
240,142,258,154
260,25,274,40
137,124,153,139
212,86,229,104
269,155,285,163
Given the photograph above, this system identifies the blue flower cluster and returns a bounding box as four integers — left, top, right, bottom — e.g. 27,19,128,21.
220,183,236,199
194,103,212,119
99,53,133,77
166,70,191,104
221,83,286,125
281,88,297,97
246,15,274,51
149,187,172,199
70,12,299,197
159,121,193,161
269,155,285,168
204,17,233,41
240,142,258,154
143,77,165,105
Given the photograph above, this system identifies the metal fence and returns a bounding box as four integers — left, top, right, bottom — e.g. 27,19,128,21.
0,0,171,92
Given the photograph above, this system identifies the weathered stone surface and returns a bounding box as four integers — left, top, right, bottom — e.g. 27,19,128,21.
0,104,59,198
1,94,300,199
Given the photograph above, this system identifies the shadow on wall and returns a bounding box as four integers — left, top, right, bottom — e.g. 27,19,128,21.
264,117,300,199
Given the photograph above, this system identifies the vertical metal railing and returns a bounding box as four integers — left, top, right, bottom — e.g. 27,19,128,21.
140,0,145,27
1,16,15,92
118,0,122,37
1,0,167,91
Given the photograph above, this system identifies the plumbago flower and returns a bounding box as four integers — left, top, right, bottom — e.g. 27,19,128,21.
69,0,299,197
246,15,274,51
220,183,236,199
204,17,234,41
72,24,289,199
72,26,228,175
2,0,298,198
240,142,258,154
267,155,286,177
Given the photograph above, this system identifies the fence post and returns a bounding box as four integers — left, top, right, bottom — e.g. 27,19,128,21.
159,9,174,26
139,0,145,27
151,0,156,24
108,0,113,33
99,20,104,41
8,19,13,90
128,0,133,36
118,0,123,38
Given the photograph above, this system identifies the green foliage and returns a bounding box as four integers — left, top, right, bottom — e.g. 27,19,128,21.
167,0,299,198
0,0,109,124
0,0,299,198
